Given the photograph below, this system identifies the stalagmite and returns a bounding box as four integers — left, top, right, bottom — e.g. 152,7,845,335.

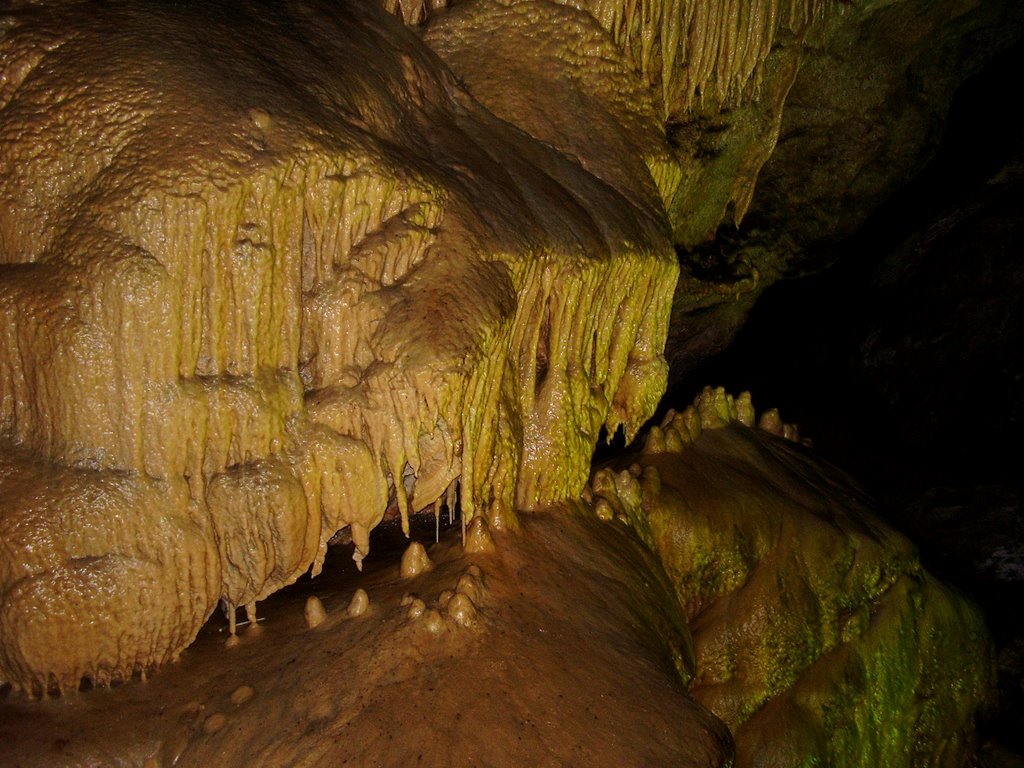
642,388,805,458
644,424,669,454
446,593,478,628
463,516,496,554
595,497,616,521
346,589,370,618
422,609,445,633
456,572,484,605
735,391,755,426
400,542,433,579
231,685,256,706
305,596,328,629
203,713,227,734
759,408,784,434
406,597,427,620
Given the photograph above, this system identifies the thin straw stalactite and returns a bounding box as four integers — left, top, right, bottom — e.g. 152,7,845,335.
378,0,832,117
544,0,834,118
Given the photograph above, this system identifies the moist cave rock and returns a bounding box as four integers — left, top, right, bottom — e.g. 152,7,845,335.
0,0,1016,766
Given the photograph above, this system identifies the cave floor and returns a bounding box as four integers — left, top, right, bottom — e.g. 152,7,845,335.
0,512,730,768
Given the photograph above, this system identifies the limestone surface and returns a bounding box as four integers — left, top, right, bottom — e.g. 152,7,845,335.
0,514,733,767
593,389,993,768
0,0,675,693
0,0,999,765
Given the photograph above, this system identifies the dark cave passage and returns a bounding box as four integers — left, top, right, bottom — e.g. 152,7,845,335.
671,35,1024,763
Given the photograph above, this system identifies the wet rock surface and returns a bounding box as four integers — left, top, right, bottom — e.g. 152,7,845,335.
593,390,992,768
676,39,1024,763
1,0,1019,763
0,513,731,767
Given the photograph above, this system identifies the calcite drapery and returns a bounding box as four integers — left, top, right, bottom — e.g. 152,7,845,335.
0,0,675,693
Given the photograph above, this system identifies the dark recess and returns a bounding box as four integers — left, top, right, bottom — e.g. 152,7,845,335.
671,35,1024,762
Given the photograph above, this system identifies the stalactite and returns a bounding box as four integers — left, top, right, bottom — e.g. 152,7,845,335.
0,0,676,691
535,0,834,118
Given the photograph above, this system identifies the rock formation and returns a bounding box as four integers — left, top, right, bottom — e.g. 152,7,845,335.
594,388,991,766
0,0,674,693
0,0,1012,764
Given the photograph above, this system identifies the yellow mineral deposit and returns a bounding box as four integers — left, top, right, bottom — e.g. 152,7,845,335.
643,386,805,458
586,390,992,766
421,608,446,634
463,515,497,554
455,570,485,605
0,0,677,695
406,597,428,620
571,0,830,116
446,592,478,628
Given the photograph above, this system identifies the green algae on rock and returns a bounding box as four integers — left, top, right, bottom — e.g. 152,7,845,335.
592,387,993,768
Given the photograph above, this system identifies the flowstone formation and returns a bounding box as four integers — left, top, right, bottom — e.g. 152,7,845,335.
0,0,674,693
0,0,997,765
592,388,992,767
